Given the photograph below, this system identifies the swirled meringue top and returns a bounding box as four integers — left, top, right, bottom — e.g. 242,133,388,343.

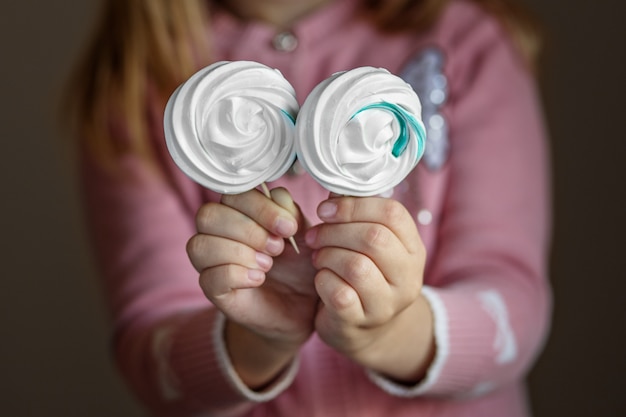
296,67,426,196
164,61,299,194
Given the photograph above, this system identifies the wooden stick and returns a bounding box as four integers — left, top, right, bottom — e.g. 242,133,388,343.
261,183,300,254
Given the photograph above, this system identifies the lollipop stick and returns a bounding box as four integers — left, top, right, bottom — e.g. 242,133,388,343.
261,183,300,254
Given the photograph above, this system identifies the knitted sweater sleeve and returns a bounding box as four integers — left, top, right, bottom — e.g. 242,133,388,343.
369,10,552,398
79,136,295,415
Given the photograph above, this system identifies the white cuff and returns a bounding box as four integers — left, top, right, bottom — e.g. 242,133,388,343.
366,285,450,397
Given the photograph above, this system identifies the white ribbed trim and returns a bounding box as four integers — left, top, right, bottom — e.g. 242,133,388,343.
366,285,450,397
476,289,517,364
211,312,300,402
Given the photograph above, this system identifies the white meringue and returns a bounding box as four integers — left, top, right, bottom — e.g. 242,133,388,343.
164,61,299,194
296,67,426,196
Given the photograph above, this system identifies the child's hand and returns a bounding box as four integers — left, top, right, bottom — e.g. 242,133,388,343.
187,187,318,388
305,195,435,383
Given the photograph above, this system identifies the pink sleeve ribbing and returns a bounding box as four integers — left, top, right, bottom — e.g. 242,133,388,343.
369,13,552,398
80,149,294,415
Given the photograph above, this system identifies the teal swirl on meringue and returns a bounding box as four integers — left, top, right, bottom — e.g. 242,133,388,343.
351,101,426,159
281,109,296,125
295,66,427,196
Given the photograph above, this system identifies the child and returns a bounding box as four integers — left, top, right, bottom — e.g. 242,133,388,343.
65,0,551,415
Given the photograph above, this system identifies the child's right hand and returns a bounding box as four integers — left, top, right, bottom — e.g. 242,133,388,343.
187,187,318,388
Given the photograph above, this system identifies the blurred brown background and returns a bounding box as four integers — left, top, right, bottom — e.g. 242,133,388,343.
1,0,624,415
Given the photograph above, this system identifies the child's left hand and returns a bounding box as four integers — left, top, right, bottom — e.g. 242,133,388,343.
305,195,435,383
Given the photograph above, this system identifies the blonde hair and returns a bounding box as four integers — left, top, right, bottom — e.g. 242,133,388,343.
64,0,540,166
64,0,211,165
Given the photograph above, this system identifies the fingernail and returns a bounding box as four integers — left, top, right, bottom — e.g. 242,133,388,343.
256,252,273,270
318,202,337,219
265,235,283,255
275,217,296,237
248,269,265,282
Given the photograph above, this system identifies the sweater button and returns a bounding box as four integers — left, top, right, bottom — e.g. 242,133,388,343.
417,209,433,226
272,31,298,52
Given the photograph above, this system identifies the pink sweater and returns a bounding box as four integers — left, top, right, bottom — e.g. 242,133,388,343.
81,0,552,415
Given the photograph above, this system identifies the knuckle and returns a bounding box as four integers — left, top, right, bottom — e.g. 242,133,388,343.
199,265,244,303
198,268,217,298
186,235,211,271
345,255,372,283
242,221,262,248
381,199,405,225
331,285,359,312
186,234,204,258
363,224,389,250
315,272,358,313
195,203,219,231
198,268,223,301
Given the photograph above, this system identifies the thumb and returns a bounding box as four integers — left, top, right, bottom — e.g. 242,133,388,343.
270,187,310,232
270,188,311,255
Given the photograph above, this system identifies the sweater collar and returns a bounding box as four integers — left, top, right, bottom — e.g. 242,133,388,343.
212,0,360,48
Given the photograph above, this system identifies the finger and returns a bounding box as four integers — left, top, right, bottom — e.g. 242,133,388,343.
221,189,298,238
199,264,266,302
270,187,304,253
313,247,392,323
316,197,422,254
307,221,406,264
187,234,273,273
195,202,285,256
270,187,298,218
314,267,364,325
307,222,422,292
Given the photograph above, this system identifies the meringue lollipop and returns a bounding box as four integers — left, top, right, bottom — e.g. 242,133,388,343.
164,60,299,194
164,60,300,252
295,67,426,196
